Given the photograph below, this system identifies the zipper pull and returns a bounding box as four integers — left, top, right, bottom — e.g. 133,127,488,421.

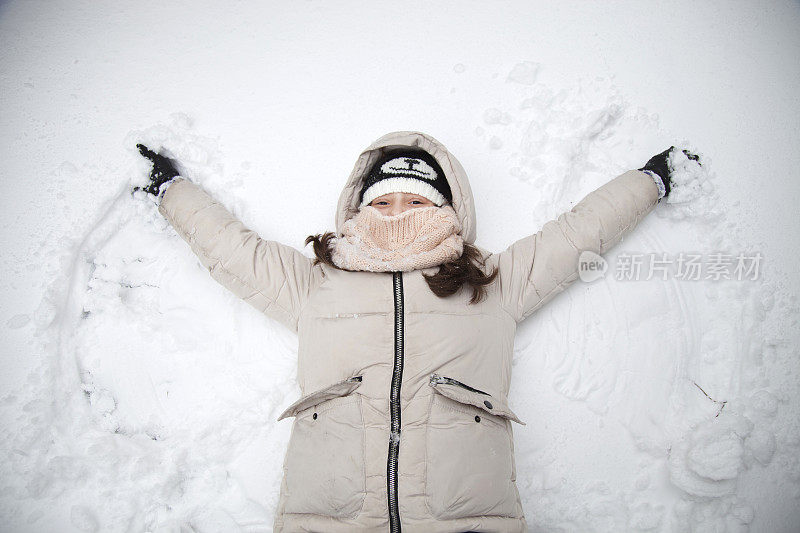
429,374,490,395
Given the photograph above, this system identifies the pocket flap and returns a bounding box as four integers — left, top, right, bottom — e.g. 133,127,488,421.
277,376,363,421
429,374,525,425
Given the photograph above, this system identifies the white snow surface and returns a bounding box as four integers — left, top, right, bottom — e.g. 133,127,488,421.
2,1,799,532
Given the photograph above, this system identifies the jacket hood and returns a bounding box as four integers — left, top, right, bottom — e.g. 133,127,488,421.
335,131,477,244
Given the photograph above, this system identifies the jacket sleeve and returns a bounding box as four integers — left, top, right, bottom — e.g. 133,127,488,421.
496,170,660,323
158,179,321,333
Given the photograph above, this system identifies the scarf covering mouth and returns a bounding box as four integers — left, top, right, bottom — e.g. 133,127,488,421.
330,205,464,272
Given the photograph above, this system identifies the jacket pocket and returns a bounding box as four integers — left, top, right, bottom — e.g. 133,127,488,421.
425,374,524,520
278,376,366,518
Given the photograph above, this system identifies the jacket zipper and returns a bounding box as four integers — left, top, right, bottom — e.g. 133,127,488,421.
388,271,404,533
430,374,490,395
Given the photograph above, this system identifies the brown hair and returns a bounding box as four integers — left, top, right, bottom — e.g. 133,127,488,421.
304,232,498,304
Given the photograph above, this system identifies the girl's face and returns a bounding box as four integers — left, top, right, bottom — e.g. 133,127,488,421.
368,192,436,216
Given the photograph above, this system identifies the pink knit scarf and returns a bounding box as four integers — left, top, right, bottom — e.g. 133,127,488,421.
330,205,464,272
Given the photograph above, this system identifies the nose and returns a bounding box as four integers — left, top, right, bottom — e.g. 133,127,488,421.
388,204,405,216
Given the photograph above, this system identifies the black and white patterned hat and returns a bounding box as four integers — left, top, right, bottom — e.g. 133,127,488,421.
359,149,453,207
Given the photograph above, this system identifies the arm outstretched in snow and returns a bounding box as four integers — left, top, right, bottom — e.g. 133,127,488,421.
495,170,661,322
158,179,322,333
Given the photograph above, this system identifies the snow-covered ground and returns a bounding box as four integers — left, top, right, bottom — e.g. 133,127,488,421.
2,1,799,532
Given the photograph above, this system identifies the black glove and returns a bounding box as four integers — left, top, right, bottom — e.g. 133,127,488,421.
639,146,700,199
134,143,181,196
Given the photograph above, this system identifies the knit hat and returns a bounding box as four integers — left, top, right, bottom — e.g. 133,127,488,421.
359,149,453,207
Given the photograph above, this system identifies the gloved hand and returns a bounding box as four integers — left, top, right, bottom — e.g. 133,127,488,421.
134,143,181,196
639,146,700,200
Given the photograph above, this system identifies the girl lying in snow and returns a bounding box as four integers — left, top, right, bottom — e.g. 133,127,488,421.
136,131,695,533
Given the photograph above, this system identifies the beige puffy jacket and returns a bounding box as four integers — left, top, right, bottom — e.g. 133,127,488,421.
158,131,660,532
